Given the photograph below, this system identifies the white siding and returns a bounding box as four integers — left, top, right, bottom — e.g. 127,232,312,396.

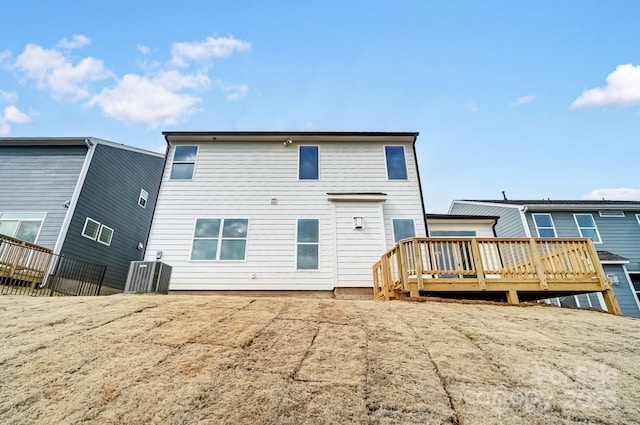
428,222,495,237
145,140,425,290
334,202,386,287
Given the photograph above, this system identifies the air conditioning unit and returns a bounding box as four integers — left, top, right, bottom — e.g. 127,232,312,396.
124,261,172,294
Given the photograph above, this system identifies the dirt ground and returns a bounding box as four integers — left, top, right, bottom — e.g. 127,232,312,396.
0,294,639,424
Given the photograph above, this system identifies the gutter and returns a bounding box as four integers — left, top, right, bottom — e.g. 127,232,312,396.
411,134,429,236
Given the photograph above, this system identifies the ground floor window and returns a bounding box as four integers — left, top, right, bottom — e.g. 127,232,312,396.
0,212,46,244
392,219,415,243
630,273,640,303
297,219,319,270
191,218,248,261
82,217,114,247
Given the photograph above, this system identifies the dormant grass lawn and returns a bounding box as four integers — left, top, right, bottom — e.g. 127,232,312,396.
0,294,639,424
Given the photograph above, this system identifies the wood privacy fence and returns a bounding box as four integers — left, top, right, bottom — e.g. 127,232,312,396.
372,237,621,315
0,234,105,296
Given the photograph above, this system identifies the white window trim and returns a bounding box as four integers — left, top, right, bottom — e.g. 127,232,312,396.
573,213,602,244
170,145,198,180
296,218,320,271
189,218,249,262
297,145,320,181
97,225,114,246
138,189,149,208
81,217,101,241
532,213,557,238
0,212,47,244
384,145,408,181
636,214,640,226
392,218,416,243
598,211,624,217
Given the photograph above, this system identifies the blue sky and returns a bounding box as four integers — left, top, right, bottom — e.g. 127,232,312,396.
1,1,639,212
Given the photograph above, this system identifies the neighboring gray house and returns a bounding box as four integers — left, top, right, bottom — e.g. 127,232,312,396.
0,138,165,291
450,200,640,318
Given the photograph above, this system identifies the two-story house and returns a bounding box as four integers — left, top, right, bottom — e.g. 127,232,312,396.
144,131,427,296
449,200,640,317
0,137,165,292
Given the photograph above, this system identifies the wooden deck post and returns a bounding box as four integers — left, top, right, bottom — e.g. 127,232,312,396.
470,239,486,290
372,262,380,300
398,242,410,294
602,289,622,316
506,290,520,305
528,239,548,290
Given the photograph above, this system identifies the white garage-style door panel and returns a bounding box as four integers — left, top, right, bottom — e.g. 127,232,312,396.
334,202,385,288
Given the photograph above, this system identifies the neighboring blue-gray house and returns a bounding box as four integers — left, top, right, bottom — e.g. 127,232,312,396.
450,200,640,318
0,137,165,292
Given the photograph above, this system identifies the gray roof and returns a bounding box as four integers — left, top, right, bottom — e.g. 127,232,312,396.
457,199,640,211
426,213,499,221
597,251,629,262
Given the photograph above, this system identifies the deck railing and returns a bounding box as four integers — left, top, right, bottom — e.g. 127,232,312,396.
1,234,106,296
372,237,621,314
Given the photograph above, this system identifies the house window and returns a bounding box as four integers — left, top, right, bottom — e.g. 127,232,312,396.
299,146,319,180
599,211,624,218
297,219,319,270
82,218,101,240
430,230,477,237
97,225,114,246
191,218,248,261
82,217,115,246
630,273,640,303
170,145,198,180
636,214,640,226
532,214,557,238
574,214,602,243
138,189,149,208
385,146,408,180
0,212,46,244
392,219,416,243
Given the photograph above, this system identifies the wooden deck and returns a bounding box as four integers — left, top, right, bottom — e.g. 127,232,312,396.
372,237,621,315
0,234,53,289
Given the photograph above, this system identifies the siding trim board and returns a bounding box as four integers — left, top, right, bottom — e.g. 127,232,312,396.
623,266,640,313
53,142,93,255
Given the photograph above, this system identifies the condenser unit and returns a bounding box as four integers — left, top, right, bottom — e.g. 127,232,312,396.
124,261,172,294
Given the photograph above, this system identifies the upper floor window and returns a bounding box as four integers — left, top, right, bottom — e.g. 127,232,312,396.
170,145,198,180
297,219,319,270
385,146,408,180
599,211,624,218
392,219,416,243
574,214,602,243
0,212,46,244
532,214,557,237
191,218,248,261
138,189,148,208
299,146,319,180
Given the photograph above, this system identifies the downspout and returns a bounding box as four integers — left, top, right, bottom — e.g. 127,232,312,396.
491,218,498,237
141,135,171,261
412,134,429,236
52,138,96,255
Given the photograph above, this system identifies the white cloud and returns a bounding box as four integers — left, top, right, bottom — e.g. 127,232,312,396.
0,90,18,103
581,188,640,201
571,64,640,109
0,105,32,135
171,36,250,67
14,43,110,99
217,81,248,101
153,70,210,91
57,35,91,49
137,44,150,54
511,95,535,106
89,73,204,127
465,102,479,112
